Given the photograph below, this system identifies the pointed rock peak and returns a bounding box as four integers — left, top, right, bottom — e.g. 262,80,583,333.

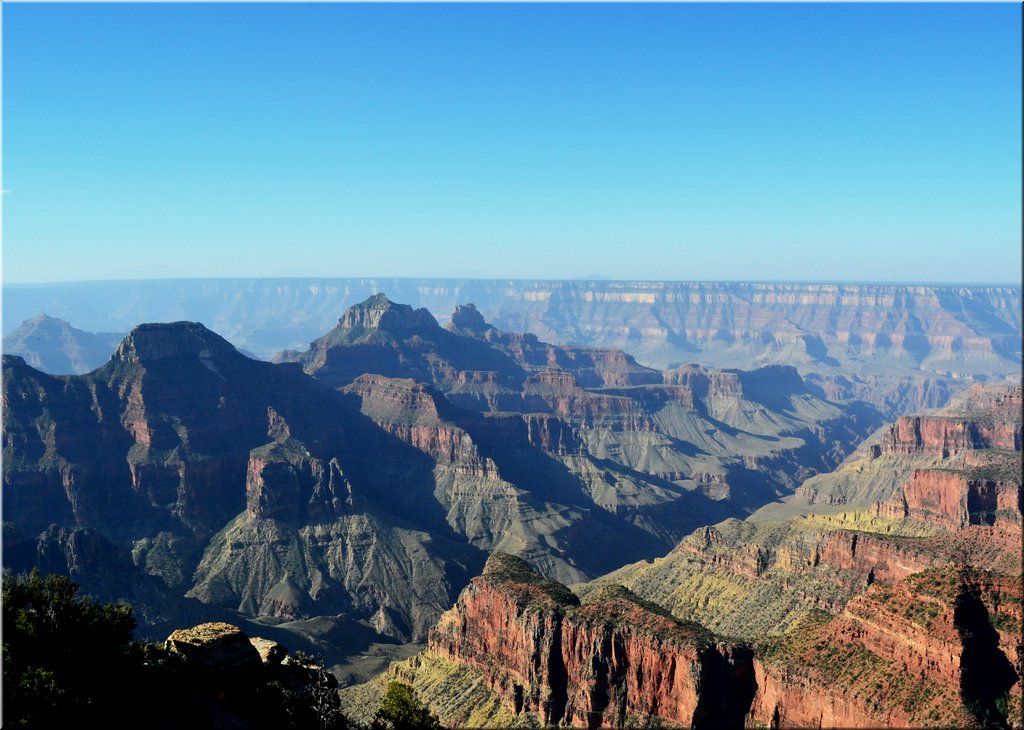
448,303,492,333
11,312,71,333
338,293,438,332
266,407,292,442
29,312,59,324
113,322,241,364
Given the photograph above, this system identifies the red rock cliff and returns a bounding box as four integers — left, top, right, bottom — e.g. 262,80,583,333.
426,554,755,728
876,468,1022,530
883,415,1021,456
749,567,1023,728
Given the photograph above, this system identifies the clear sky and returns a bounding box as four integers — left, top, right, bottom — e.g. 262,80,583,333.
2,2,1021,284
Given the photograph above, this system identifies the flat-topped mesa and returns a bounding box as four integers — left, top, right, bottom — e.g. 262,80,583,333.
110,321,242,365
736,364,808,397
338,293,438,332
426,553,754,728
662,364,743,398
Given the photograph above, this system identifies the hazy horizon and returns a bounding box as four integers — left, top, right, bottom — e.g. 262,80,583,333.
3,3,1022,284
4,275,1024,288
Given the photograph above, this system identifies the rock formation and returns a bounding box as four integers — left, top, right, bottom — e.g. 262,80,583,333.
346,416,1021,727
749,567,1022,728
343,554,756,729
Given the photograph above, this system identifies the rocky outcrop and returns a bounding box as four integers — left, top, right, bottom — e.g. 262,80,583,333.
248,636,287,665
166,621,264,675
145,621,346,729
290,295,525,391
945,382,1024,423
447,302,662,389
423,554,755,728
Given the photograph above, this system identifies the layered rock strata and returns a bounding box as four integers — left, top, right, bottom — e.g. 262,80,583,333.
750,567,1022,728
348,554,756,728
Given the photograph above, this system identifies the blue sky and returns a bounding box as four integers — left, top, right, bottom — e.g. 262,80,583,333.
3,3,1021,284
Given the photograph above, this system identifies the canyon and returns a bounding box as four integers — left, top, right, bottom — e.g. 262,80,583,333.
2,295,876,649
3,291,1020,727
341,383,1022,727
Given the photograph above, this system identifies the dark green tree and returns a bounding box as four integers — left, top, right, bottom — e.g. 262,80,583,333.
371,681,442,730
2,569,136,728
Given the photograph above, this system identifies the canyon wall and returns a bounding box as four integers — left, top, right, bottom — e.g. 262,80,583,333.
355,554,756,729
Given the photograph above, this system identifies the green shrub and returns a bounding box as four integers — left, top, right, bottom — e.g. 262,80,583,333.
372,681,442,730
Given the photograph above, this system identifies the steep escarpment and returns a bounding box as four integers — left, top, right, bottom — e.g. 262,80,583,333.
588,514,943,640
751,567,1022,728
596,492,1020,644
882,414,1021,456
879,384,1022,456
875,465,1021,531
342,554,756,729
340,380,1019,727
288,297,882,576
